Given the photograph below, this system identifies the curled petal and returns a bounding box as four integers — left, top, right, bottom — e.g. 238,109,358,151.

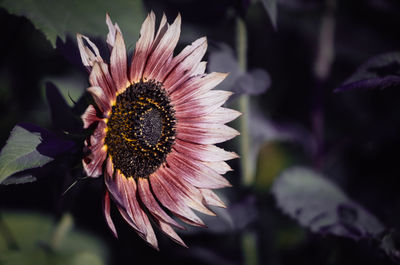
76,34,103,71
103,190,118,237
106,13,122,50
81,105,101,129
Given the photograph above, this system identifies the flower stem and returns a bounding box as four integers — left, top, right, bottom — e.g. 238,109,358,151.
237,16,259,265
236,17,252,186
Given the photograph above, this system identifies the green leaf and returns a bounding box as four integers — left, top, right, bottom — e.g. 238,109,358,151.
272,167,385,240
0,125,53,184
0,212,108,265
0,0,145,48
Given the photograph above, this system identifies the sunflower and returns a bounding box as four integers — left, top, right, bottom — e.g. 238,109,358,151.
78,12,240,249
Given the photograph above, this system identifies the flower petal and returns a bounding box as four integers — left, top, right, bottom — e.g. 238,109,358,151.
161,167,216,216
110,31,129,93
177,123,239,145
76,33,103,71
166,151,231,189
161,37,207,88
103,190,118,237
137,177,184,230
87,86,111,114
82,121,107,177
173,139,238,162
106,13,122,50
203,161,232,175
156,219,187,248
200,189,226,208
89,62,116,108
149,171,206,227
130,12,156,83
170,72,228,101
81,105,101,129
144,14,181,80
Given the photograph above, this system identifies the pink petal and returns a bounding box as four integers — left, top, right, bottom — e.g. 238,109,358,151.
179,107,241,125
110,31,129,93
170,72,228,102
104,161,126,209
192,61,207,76
137,177,184,230
166,151,231,189
103,190,118,237
203,161,232,175
161,167,215,216
82,121,107,177
81,105,101,129
161,37,207,88
129,12,156,83
144,14,181,80
76,33,103,72
87,86,111,114
149,172,206,227
173,139,238,162
177,123,239,145
106,13,122,50
200,189,226,208
123,177,158,249
156,219,187,248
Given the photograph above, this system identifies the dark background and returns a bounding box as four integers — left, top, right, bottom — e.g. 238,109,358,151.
1,0,400,264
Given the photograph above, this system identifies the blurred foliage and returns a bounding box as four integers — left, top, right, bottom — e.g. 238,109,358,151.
0,0,144,48
0,212,108,265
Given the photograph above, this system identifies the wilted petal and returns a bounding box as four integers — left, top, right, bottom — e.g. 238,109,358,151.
106,13,122,49
76,34,103,71
81,105,101,129
82,121,107,177
89,62,116,106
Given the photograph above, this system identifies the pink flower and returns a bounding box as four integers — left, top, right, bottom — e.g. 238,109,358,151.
78,12,240,249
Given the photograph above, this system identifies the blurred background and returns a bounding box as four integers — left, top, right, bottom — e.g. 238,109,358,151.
1,0,400,264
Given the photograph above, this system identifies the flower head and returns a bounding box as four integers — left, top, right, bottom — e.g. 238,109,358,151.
78,12,240,249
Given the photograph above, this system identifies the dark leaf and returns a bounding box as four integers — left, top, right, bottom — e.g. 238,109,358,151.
261,0,278,30
272,167,385,240
336,52,400,92
0,0,144,48
0,124,75,184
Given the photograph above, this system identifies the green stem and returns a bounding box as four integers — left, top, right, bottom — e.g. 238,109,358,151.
49,213,73,250
236,17,252,187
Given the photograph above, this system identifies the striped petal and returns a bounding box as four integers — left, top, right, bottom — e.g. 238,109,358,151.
103,190,118,237
130,12,156,83
110,31,129,93
106,13,122,50
177,123,239,145
81,105,101,129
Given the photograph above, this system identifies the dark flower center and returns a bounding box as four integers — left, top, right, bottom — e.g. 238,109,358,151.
104,80,176,179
